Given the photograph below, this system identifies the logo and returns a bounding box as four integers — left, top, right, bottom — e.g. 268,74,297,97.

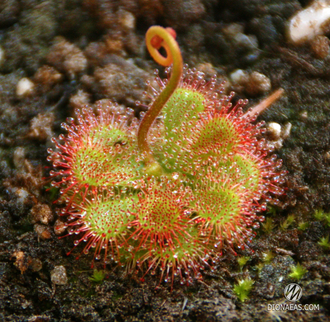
284,283,302,302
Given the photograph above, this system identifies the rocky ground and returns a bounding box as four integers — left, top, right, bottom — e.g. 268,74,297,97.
0,0,329,321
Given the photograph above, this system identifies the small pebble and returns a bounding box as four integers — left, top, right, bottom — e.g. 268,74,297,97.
196,63,216,78
30,204,54,225
30,258,43,272
118,9,135,30
299,111,308,120
93,62,148,104
281,122,292,140
267,122,282,140
324,151,330,161
246,71,271,96
51,266,68,285
232,33,258,51
310,35,330,59
0,46,5,65
34,65,63,87
230,70,271,96
21,299,32,309
47,37,87,78
268,139,284,151
267,122,292,151
54,219,67,235
288,0,330,44
13,147,26,170
14,188,30,206
34,224,52,240
69,90,91,110
222,23,244,38
230,69,249,85
12,251,31,274
28,113,55,141
105,35,125,54
16,77,34,97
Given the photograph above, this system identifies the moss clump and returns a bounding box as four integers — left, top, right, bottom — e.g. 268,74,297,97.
233,278,254,302
318,235,330,250
288,263,307,280
89,269,106,283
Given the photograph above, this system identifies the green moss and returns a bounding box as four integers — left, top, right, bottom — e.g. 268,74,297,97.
237,256,250,268
318,235,330,250
89,269,106,283
314,210,330,226
314,209,326,221
298,222,309,231
266,206,277,216
44,182,60,202
262,217,275,233
280,215,295,230
288,263,307,280
233,278,254,302
255,263,264,271
262,251,275,263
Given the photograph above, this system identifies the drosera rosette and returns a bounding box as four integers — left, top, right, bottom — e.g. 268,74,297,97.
47,25,287,287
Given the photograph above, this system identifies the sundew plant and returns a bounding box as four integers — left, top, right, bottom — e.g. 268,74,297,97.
47,26,286,286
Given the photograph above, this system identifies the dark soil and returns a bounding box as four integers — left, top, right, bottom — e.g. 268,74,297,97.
0,0,329,321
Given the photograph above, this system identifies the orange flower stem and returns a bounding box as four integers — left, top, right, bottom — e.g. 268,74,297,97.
137,26,183,175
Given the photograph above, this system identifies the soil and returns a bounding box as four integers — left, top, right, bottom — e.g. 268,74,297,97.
0,0,329,321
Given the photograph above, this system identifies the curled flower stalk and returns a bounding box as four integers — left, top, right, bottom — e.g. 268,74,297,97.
48,26,286,287
137,26,183,176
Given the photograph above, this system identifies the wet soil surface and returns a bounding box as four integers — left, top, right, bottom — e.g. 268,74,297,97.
0,0,329,321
